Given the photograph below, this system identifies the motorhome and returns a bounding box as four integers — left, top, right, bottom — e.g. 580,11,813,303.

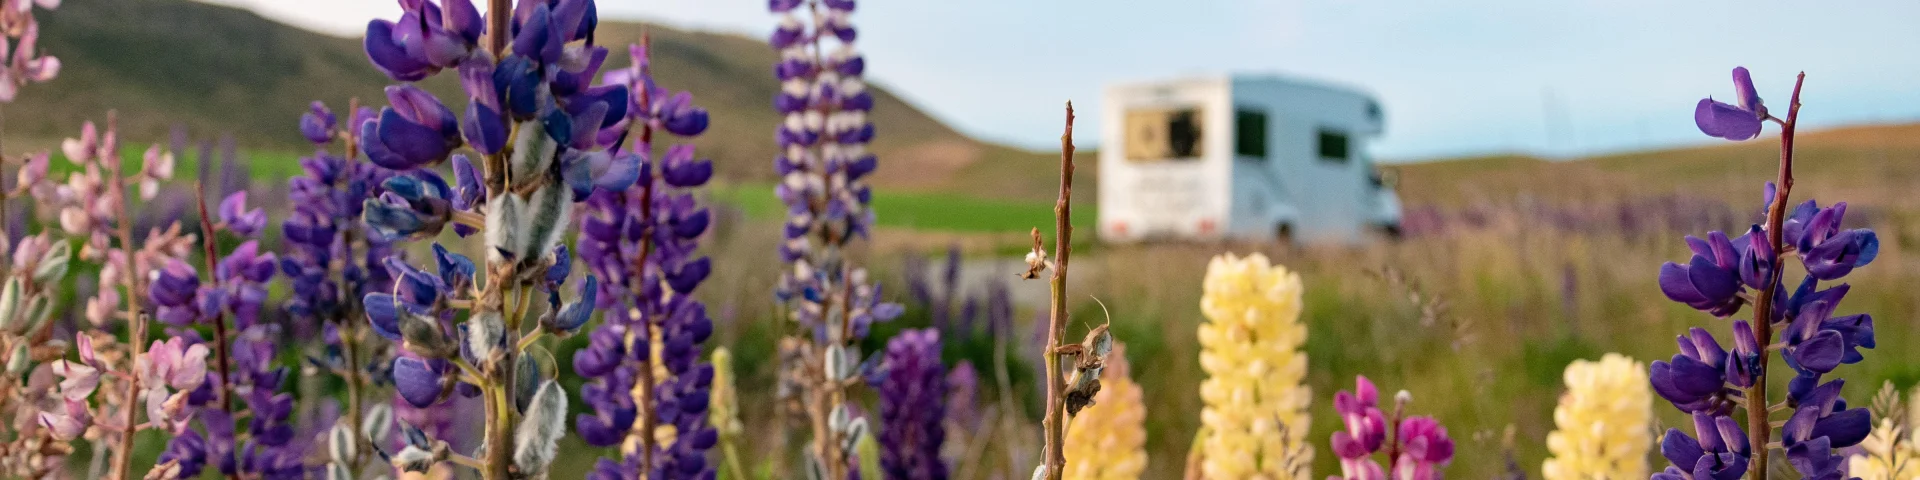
1097,74,1401,244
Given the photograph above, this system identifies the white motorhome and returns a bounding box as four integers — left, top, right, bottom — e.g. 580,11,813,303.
1097,74,1401,244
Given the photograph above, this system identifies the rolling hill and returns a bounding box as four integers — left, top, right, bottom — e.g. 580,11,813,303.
7,0,1081,201
1393,123,1920,215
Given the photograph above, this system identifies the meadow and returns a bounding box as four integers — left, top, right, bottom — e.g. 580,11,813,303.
0,0,1906,479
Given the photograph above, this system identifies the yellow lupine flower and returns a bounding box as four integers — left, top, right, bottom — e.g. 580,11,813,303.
1542,353,1651,480
1196,253,1312,480
1850,417,1920,480
1065,343,1148,480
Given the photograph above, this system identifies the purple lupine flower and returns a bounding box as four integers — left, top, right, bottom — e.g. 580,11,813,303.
1654,413,1750,480
1331,376,1388,478
875,329,948,480
1695,67,1767,141
575,40,719,480
1327,376,1453,480
281,99,398,360
1655,67,1879,480
156,202,302,479
1393,417,1455,479
363,0,483,81
767,13,900,474
944,361,980,435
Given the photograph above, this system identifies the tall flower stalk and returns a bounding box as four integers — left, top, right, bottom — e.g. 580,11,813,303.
1542,353,1650,480
1650,67,1877,480
286,100,401,476
769,0,899,477
1194,252,1312,479
148,181,293,479
356,0,634,477
874,328,948,480
572,38,719,479
36,116,196,480
1030,102,1093,480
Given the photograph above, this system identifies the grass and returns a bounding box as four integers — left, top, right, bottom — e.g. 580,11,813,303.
711,181,1096,234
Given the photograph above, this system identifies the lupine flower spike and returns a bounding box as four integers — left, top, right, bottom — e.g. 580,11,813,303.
1849,382,1920,480
1653,67,1876,480
874,328,948,480
1328,376,1455,480
770,0,901,478
1064,342,1147,480
356,0,633,477
1542,354,1651,480
573,36,720,480
1196,252,1312,479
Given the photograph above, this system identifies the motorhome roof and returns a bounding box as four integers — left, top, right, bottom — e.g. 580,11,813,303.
1106,73,1374,100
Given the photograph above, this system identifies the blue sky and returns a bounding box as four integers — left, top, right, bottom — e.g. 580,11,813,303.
213,0,1920,161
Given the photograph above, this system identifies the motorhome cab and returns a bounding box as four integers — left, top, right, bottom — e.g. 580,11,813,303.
1097,75,1402,244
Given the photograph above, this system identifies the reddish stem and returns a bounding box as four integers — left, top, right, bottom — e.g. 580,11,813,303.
194,181,236,416
1746,71,1804,480
1040,102,1076,480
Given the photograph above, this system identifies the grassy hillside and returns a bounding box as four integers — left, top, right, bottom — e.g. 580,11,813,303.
1395,123,1920,211
7,0,1072,201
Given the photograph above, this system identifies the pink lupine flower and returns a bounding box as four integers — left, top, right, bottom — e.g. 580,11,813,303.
49,359,97,401
37,399,89,441
143,337,209,390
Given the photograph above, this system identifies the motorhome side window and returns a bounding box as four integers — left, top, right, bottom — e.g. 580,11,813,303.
1317,128,1350,162
1123,107,1203,162
1234,108,1267,159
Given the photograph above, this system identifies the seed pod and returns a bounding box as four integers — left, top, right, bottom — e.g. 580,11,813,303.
6,343,27,375
326,463,352,480
328,423,357,464
507,119,558,189
466,310,504,367
512,380,567,474
0,277,22,334
399,312,454,359
362,403,394,444
485,193,523,264
31,241,69,284
824,344,847,381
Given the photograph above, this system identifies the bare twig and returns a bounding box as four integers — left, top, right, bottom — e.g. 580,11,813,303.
1038,101,1076,480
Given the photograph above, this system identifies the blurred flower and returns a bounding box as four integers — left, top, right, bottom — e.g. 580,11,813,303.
1543,354,1650,480
1850,409,1920,480
875,328,947,480
1197,253,1311,479
1064,343,1146,480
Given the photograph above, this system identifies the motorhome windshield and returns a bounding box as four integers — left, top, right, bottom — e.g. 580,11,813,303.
1123,107,1204,162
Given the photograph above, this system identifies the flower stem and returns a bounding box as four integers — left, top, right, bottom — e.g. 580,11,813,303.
1746,71,1805,480
628,35,660,471
1040,102,1076,480
105,112,147,480
194,179,237,415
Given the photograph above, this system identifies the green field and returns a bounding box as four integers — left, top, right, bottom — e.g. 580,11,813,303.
711,181,1096,234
